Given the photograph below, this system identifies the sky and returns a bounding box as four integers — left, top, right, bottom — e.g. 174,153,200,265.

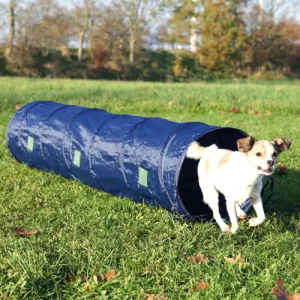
0,0,299,43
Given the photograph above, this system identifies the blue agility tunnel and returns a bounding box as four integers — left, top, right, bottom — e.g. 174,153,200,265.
7,101,249,220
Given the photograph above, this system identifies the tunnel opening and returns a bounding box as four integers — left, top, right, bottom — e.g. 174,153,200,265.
177,128,247,220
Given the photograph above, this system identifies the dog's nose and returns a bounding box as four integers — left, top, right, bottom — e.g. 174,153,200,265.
267,160,274,166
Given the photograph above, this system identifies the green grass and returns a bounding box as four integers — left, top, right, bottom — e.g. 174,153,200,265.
0,77,299,299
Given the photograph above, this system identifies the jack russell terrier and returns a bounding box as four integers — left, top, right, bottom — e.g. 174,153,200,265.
186,136,291,233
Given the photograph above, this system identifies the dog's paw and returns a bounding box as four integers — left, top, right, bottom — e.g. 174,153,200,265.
221,225,231,233
249,217,265,227
230,226,240,234
238,213,247,220
236,207,247,220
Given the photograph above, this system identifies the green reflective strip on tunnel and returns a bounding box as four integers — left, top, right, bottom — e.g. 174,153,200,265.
27,136,34,151
138,167,148,187
73,150,81,167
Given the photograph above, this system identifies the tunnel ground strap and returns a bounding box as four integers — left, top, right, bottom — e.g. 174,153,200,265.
138,167,148,187
73,150,81,167
27,136,34,152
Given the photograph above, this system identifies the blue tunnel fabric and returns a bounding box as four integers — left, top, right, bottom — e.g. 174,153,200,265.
7,101,248,220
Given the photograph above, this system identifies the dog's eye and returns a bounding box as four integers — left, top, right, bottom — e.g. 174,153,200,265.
256,152,262,157
273,152,278,157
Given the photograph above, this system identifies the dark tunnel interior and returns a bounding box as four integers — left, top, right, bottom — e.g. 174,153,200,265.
177,128,247,220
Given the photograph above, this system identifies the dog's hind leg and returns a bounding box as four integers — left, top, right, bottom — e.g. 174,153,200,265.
199,179,230,232
226,200,239,234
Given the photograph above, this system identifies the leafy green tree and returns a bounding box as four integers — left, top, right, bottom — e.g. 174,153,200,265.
160,0,201,52
199,0,247,72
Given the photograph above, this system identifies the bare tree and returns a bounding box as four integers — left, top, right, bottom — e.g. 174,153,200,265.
15,0,71,54
6,0,17,58
72,0,98,62
113,0,165,64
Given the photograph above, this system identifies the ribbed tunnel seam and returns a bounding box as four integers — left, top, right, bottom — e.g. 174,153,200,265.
87,114,124,181
16,102,47,161
158,123,184,212
118,118,147,187
40,104,70,168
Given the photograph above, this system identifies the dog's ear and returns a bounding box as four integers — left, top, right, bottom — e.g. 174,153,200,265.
237,136,256,153
273,138,292,152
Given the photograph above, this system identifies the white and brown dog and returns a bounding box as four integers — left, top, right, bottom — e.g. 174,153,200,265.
186,137,292,233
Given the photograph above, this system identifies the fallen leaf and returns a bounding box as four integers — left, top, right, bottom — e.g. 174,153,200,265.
187,253,209,264
224,254,245,265
256,112,261,118
228,107,241,114
144,293,168,300
224,119,232,124
12,227,38,237
168,101,173,108
271,277,300,300
66,274,74,282
142,266,151,274
277,163,287,176
105,269,116,280
194,280,208,292
265,110,272,116
248,109,255,115
276,163,287,176
15,104,22,110
35,201,46,207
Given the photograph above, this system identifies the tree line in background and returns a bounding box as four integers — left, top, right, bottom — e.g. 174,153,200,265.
0,0,300,81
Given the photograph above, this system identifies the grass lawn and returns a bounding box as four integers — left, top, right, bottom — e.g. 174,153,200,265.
0,77,299,299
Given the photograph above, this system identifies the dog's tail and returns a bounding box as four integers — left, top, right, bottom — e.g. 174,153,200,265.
186,141,206,160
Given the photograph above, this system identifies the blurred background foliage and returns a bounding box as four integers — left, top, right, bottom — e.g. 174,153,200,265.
0,0,299,81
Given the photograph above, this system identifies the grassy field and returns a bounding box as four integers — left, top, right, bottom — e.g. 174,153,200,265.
0,77,299,299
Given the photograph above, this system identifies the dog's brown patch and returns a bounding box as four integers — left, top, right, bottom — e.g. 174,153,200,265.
218,152,231,168
237,136,256,153
273,138,292,152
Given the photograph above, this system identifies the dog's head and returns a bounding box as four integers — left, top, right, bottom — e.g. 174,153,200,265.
237,136,292,175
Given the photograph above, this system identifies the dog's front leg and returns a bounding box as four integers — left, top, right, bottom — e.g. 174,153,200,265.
226,200,239,233
235,204,247,220
249,195,266,227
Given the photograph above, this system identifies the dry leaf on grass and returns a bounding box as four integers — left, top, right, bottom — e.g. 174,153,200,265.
66,274,74,282
190,280,208,292
12,227,38,237
224,254,245,265
187,253,209,264
15,104,23,111
144,293,168,300
265,110,272,116
277,163,287,176
104,269,116,280
271,278,300,300
224,119,232,124
228,107,241,114
248,109,255,115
